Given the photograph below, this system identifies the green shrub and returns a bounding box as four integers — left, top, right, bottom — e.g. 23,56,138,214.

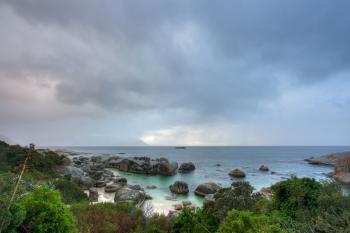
217,209,286,233
71,202,144,233
205,181,262,223
172,208,218,233
53,179,88,204
271,177,321,221
19,186,77,233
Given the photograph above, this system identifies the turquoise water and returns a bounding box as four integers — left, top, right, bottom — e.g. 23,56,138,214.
65,146,350,212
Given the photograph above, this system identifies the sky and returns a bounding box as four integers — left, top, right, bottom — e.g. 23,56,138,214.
0,0,349,146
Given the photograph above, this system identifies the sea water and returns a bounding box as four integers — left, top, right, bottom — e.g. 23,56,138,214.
64,146,350,213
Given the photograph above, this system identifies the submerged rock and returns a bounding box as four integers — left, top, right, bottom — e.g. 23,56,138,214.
178,162,195,173
228,168,246,178
146,185,157,189
169,181,189,194
194,182,222,197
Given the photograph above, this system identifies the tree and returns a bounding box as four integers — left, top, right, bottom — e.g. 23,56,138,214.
19,186,77,233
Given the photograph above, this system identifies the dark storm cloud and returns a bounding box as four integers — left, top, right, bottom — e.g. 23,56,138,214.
1,0,350,118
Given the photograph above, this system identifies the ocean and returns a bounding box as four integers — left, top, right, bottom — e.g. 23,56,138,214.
62,146,350,213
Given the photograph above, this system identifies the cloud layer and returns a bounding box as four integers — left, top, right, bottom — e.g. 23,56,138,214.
0,0,349,145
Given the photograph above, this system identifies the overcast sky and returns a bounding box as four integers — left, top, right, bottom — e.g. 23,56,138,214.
0,0,349,146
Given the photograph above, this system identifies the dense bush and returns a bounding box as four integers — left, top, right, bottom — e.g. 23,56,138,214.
53,179,88,204
172,208,218,233
271,177,322,221
71,202,145,233
19,186,77,233
205,181,262,223
217,209,286,233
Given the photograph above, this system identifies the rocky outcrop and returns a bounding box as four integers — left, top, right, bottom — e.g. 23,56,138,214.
329,173,350,186
228,168,246,178
178,162,195,173
259,165,269,172
106,156,178,176
305,151,350,166
194,182,222,197
169,181,189,194
114,186,146,205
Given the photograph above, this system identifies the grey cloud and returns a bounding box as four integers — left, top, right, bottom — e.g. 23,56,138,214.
1,0,350,123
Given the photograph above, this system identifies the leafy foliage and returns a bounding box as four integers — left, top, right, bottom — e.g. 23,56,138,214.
217,209,286,233
271,177,322,221
53,179,88,204
19,186,77,233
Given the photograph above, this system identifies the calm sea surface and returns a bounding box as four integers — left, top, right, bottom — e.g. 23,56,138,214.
61,146,350,211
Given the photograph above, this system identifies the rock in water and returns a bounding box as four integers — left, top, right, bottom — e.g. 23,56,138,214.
114,186,146,205
228,168,246,178
89,188,98,202
194,182,222,197
169,181,189,194
178,162,196,173
259,165,269,172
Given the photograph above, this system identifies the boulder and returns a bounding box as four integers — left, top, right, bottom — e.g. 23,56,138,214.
58,166,83,177
182,200,192,207
174,203,183,210
228,168,246,178
159,161,178,176
72,175,95,189
103,169,114,178
194,182,222,197
146,185,157,189
91,155,102,163
169,181,189,194
178,162,195,173
89,188,98,202
95,180,106,187
105,184,121,193
259,165,269,172
114,187,146,205
129,185,143,191
88,170,104,180
114,177,127,185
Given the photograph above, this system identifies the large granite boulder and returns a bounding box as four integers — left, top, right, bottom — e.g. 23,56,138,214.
158,161,178,176
114,186,146,205
194,182,222,197
91,155,102,163
72,175,95,189
169,181,189,194
178,162,195,173
228,168,246,178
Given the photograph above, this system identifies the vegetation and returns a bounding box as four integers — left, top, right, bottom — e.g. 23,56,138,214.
1,140,350,233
